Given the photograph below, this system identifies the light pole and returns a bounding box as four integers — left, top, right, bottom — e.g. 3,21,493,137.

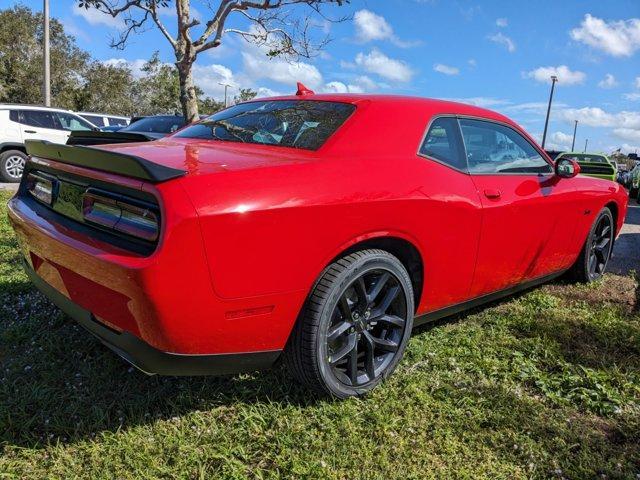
584,139,588,153
218,82,233,107
43,0,51,106
541,75,558,150
571,120,578,151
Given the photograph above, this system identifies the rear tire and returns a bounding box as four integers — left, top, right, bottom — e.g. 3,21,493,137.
284,249,414,399
0,149,27,182
568,207,615,283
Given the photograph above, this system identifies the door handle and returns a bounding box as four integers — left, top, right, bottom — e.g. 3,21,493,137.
24,130,37,133
483,189,502,199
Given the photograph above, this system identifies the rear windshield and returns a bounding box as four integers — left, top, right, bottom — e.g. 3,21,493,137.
123,116,185,133
560,153,608,164
174,100,356,150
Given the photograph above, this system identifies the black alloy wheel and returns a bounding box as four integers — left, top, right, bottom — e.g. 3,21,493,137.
325,268,408,387
285,249,414,398
587,212,614,280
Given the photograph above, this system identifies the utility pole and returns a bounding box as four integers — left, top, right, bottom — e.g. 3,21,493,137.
541,75,558,150
218,82,232,107
43,0,51,106
571,120,578,151
584,139,588,153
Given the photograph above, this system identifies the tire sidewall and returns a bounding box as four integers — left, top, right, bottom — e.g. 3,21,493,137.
314,254,414,398
582,207,614,282
1,150,27,183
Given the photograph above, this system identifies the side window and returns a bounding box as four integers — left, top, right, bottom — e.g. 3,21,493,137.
459,119,552,174
9,110,19,122
81,114,105,127
418,117,466,170
108,117,128,126
54,112,93,131
20,110,57,129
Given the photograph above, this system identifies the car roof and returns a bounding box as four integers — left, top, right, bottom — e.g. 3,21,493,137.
0,103,75,113
245,93,515,124
77,112,129,119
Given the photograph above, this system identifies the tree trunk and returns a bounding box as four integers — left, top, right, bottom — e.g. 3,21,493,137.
177,61,199,123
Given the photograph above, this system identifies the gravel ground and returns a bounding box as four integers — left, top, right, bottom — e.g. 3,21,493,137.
0,183,18,191
610,202,640,275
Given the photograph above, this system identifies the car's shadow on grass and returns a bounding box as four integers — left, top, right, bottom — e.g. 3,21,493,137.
0,291,325,450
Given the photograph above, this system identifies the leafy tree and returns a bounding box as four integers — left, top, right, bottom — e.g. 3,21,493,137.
198,96,225,115
0,5,88,108
234,88,258,104
71,61,137,115
77,0,348,122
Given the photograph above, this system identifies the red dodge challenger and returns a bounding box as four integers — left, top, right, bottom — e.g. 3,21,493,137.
8,88,628,398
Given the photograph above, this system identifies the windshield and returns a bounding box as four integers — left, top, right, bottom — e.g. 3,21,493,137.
559,153,608,164
174,100,356,150
122,116,185,134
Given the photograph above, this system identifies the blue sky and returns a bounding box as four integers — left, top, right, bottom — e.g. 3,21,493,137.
10,0,640,153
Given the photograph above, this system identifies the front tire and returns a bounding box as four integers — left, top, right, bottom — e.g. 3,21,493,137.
569,207,615,283
0,149,27,182
285,249,414,398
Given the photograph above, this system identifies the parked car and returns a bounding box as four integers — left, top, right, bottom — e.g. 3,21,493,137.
0,104,97,182
77,112,130,130
629,163,640,200
67,115,189,146
8,90,628,398
555,152,617,181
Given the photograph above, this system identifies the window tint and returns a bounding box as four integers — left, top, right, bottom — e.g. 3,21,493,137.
558,153,608,164
460,119,551,174
121,116,185,133
54,112,93,131
175,100,356,150
108,117,128,126
20,110,57,129
9,110,19,122
419,117,466,170
81,114,105,127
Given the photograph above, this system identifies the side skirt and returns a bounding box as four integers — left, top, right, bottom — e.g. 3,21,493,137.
413,269,567,328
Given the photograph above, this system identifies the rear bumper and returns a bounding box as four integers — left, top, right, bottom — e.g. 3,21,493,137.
23,259,281,376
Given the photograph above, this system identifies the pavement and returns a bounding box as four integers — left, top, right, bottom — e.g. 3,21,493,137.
1,180,637,274
609,202,640,275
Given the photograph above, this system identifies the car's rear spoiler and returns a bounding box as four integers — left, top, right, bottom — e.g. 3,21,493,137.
25,139,186,183
66,130,156,146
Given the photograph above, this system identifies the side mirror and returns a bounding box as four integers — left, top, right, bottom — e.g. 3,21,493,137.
555,158,581,178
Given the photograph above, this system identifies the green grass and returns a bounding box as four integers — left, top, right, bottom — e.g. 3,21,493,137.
1,189,639,479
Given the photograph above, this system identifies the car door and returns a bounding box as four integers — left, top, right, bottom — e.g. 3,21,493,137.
460,117,578,297
18,110,69,144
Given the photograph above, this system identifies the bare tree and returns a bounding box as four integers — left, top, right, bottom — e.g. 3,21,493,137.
77,0,348,122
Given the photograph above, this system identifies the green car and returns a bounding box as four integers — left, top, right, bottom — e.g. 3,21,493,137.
555,152,617,182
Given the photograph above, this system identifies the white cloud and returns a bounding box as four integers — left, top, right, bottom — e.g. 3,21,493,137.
354,9,394,42
488,32,516,52
255,87,284,98
613,128,640,143
620,144,640,154
636,77,640,89
241,48,323,89
354,49,413,82
550,131,574,149
496,18,508,27
468,59,477,67
558,107,640,129
571,14,640,57
72,4,123,28
352,9,419,48
433,63,459,76
102,58,150,78
624,92,640,101
192,63,237,98
524,65,586,85
598,73,618,89
322,82,364,94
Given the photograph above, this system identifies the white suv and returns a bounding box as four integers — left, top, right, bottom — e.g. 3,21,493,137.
0,104,97,182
